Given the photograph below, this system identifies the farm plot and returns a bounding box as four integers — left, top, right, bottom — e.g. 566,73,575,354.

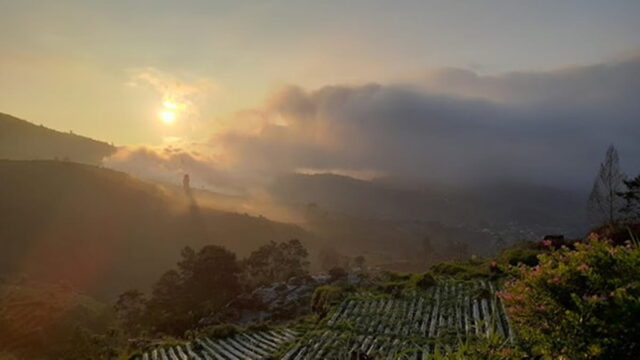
134,329,298,360
134,280,512,360
281,280,513,359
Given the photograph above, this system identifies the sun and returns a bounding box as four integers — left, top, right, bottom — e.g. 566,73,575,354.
159,100,183,125
160,110,176,125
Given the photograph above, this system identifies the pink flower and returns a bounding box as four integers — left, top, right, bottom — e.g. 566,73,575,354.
542,239,552,247
578,263,589,271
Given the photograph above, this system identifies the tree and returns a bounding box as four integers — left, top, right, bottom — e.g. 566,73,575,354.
245,239,309,287
353,255,366,270
114,290,147,337
140,245,242,336
180,245,242,311
588,145,626,226
618,174,640,222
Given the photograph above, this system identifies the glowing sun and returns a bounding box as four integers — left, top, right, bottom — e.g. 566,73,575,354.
160,110,176,124
159,100,182,125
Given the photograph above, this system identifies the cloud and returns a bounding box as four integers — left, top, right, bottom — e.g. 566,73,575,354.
126,67,221,124
212,56,640,188
107,56,640,191
104,145,243,195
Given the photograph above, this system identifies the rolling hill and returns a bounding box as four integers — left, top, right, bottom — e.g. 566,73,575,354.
0,160,313,300
0,112,115,165
270,173,587,239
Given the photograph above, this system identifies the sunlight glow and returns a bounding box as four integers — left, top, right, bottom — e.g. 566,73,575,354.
163,101,179,110
159,100,184,125
160,110,176,124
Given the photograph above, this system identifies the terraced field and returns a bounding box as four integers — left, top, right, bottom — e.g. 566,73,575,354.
283,280,513,359
136,281,512,360
136,329,299,360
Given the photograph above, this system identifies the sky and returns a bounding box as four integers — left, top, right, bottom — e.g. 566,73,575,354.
1,0,640,189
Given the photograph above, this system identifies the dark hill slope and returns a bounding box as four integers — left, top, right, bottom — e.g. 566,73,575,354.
0,160,312,300
271,173,586,237
0,112,115,165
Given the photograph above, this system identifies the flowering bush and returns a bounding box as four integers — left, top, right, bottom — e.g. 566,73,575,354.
500,235,640,359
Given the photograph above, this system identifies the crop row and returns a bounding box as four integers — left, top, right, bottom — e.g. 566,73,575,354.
324,280,513,341
135,281,512,359
136,329,298,360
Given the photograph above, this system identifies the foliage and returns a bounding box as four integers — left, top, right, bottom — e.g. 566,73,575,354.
414,272,437,289
495,242,541,267
311,285,349,316
0,282,118,360
500,235,640,359
243,239,310,287
588,145,627,226
49,327,124,360
400,335,524,360
114,289,147,337
186,323,241,341
116,244,242,337
618,174,640,221
430,259,492,280
328,266,348,280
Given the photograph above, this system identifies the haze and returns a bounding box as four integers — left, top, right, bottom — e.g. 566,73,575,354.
1,1,640,192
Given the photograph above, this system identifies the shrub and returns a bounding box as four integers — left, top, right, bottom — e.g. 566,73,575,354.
311,285,345,316
186,323,240,341
328,267,348,281
500,235,640,359
414,273,436,290
430,260,491,280
496,242,541,267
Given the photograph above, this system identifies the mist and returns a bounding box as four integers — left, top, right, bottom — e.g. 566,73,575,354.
106,55,640,192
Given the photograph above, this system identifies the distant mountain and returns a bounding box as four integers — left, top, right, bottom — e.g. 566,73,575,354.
0,112,115,165
0,160,313,300
270,173,588,238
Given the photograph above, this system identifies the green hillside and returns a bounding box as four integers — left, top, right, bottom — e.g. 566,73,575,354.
0,160,313,300
0,281,111,356
0,112,115,165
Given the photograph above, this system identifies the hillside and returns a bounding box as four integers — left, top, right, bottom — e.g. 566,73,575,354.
0,281,110,355
0,160,313,300
0,112,115,165
271,173,587,239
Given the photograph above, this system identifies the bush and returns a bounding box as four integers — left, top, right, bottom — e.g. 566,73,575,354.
496,242,541,267
328,267,348,281
310,285,345,316
187,324,240,341
430,260,491,280
414,273,436,290
500,235,640,359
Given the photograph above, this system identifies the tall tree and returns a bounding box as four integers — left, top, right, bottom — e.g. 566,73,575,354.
114,289,147,337
618,175,640,222
141,245,242,336
588,145,626,226
245,239,309,287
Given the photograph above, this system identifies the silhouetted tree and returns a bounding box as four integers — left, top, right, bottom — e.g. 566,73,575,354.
245,239,309,287
328,266,348,280
140,245,242,335
179,245,242,311
588,145,626,226
353,255,366,270
618,174,640,222
114,289,147,337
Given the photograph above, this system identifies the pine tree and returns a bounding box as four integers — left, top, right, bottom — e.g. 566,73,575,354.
588,145,626,226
